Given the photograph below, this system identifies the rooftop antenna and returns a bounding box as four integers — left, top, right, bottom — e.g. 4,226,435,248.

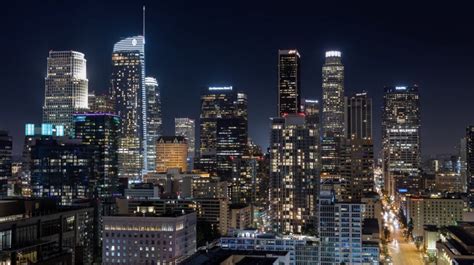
143,5,146,44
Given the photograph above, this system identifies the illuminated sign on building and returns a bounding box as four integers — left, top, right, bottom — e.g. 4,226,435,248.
209,86,233,91
395,86,407,90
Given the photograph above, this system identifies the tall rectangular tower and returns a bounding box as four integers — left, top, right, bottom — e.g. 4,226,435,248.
175,118,196,169
382,86,421,196
466,126,474,207
0,130,12,197
145,77,162,173
278,50,301,117
198,87,247,178
43,51,88,135
270,114,319,234
111,36,145,180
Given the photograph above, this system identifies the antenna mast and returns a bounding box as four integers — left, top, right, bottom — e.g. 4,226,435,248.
143,5,146,44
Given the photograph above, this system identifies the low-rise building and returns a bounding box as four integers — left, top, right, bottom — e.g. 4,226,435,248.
436,222,474,265
102,211,196,265
181,247,291,265
219,229,319,265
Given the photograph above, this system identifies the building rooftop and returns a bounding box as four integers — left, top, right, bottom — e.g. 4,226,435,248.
180,247,288,265
363,218,380,235
236,257,278,265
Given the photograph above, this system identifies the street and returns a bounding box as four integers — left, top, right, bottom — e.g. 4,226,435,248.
383,200,424,265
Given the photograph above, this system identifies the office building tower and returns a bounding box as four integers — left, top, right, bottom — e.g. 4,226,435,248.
0,198,95,265
436,222,474,265
302,99,320,126
73,113,121,198
198,86,247,178
461,137,468,192
345,92,372,140
43,51,88,135
340,92,374,201
382,86,421,196
111,36,146,180
145,76,162,173
321,51,345,179
322,51,345,138
102,211,196,265
156,136,188,173
88,91,115,113
0,130,12,197
30,137,96,205
278,50,301,116
318,187,364,265
467,126,474,207
270,114,319,234
175,118,196,169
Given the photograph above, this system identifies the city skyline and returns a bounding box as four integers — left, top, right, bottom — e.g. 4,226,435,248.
1,2,474,158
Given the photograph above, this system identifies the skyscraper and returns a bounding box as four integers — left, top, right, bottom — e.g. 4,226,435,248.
197,86,247,178
340,92,374,201
175,118,196,169
73,113,121,198
270,114,319,234
30,137,96,205
321,51,345,179
88,91,115,113
322,51,345,138
111,36,145,180
145,76,162,173
301,99,320,126
278,50,301,117
466,126,474,207
43,51,88,135
382,86,421,196
156,136,188,173
0,130,12,197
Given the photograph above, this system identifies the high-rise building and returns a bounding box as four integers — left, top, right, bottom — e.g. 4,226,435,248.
301,99,320,126
175,118,196,169
278,50,301,117
466,126,474,207
197,86,247,178
73,113,121,198
145,77,162,173
0,130,12,197
345,92,372,140
382,86,421,196
318,186,365,265
340,92,374,201
270,114,319,234
321,51,345,179
43,51,88,135
88,91,115,113
156,136,188,173
111,36,146,180
30,137,96,205
322,51,345,138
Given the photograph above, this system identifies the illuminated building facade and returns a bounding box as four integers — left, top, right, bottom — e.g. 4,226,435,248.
102,211,196,265
197,87,247,178
88,91,115,113
270,114,319,234
175,118,196,170
145,77,162,172
73,113,121,198
318,187,364,265
466,126,474,207
155,136,188,173
278,49,301,116
30,137,97,205
382,86,421,196
0,199,95,265
340,92,374,201
0,130,12,197
111,36,146,180
43,51,88,135
321,51,345,179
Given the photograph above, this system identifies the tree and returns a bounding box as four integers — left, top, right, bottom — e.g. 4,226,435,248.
196,221,220,247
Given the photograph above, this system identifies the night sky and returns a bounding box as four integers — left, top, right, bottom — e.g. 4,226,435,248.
1,1,473,157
